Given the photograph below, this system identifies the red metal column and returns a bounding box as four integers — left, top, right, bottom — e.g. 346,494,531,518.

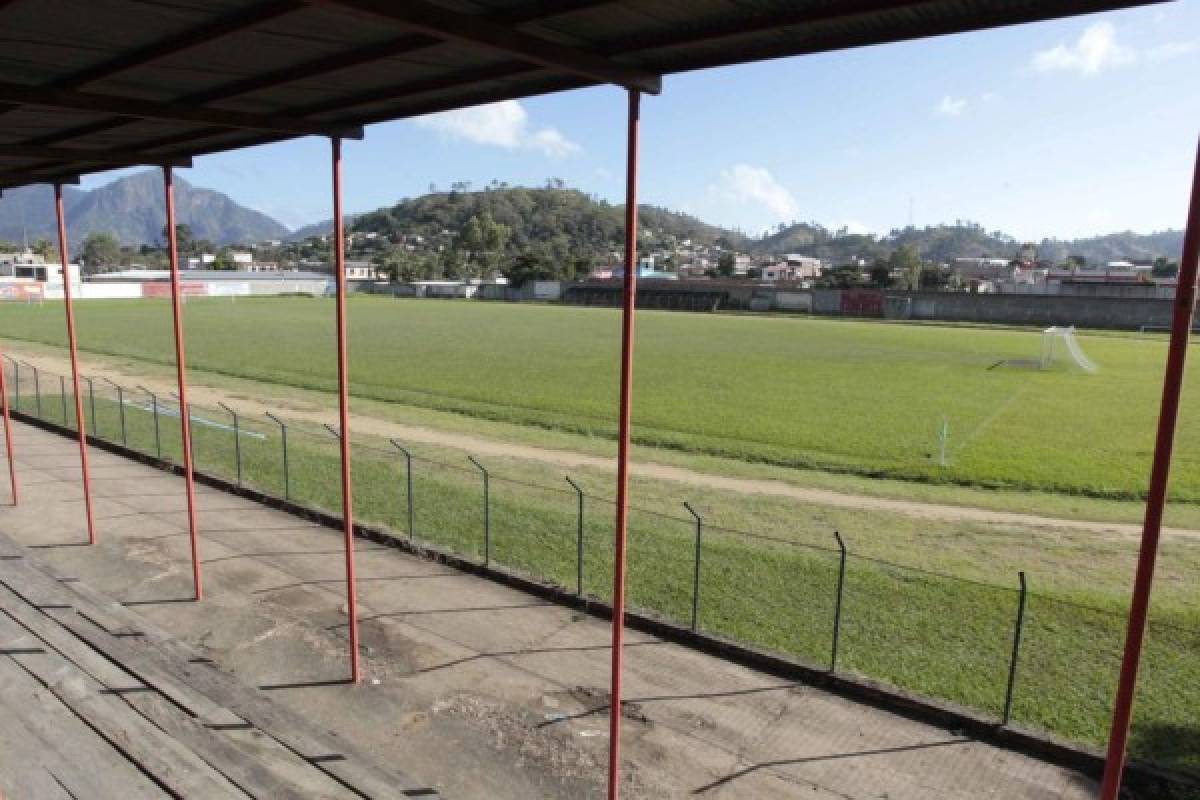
0,344,16,504
607,88,640,800
163,167,203,601
54,184,97,544
1099,136,1200,799
331,136,362,683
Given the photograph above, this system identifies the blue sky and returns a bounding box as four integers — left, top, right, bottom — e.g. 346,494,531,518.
83,1,1200,241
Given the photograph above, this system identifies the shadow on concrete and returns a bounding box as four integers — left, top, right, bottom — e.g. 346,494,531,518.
122,597,196,606
259,677,354,691
420,639,666,675
202,547,388,565
252,573,465,594
691,738,970,794
537,682,799,729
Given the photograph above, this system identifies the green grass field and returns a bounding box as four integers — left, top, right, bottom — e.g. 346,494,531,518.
0,296,1196,501
11,383,1200,783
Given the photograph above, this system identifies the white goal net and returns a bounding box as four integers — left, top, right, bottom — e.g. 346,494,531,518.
1041,326,1098,373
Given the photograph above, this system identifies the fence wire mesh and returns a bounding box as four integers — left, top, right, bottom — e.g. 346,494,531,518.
4,358,1200,780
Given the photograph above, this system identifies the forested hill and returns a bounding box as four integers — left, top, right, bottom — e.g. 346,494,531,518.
348,187,742,263
347,187,1181,265
750,221,1184,265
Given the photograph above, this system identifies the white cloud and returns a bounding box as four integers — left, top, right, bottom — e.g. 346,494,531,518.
709,164,799,224
1146,41,1197,63
838,220,871,235
1031,22,1136,76
935,95,967,117
414,100,580,158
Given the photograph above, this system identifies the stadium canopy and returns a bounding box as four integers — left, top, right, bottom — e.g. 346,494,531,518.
0,0,1171,190
0,4,1193,800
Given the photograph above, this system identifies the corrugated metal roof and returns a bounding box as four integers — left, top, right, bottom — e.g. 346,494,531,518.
0,0,1167,190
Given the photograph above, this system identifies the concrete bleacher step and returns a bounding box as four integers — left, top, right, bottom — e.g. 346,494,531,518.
0,529,439,800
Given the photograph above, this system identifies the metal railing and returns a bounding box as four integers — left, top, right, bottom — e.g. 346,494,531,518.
2,355,1196,777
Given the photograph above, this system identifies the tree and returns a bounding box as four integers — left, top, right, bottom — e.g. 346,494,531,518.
161,223,195,254
211,248,236,270
504,252,557,288
868,259,892,288
80,232,120,273
889,245,922,290
1152,257,1179,278
31,238,55,260
919,266,952,289
717,252,736,277
457,210,511,279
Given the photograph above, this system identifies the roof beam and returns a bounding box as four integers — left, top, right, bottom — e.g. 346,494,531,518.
13,0,612,156
54,1,304,89
0,1,305,119
0,143,192,168
305,0,660,94
0,81,363,139
0,171,79,190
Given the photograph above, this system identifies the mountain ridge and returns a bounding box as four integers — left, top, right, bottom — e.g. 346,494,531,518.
0,171,288,247
0,172,1183,265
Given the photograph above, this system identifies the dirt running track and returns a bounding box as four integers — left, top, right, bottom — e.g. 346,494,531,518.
11,350,1199,542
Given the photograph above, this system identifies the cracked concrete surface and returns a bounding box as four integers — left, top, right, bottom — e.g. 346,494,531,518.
0,420,1100,799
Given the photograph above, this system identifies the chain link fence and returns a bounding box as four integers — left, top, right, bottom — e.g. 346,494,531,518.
3,354,1198,779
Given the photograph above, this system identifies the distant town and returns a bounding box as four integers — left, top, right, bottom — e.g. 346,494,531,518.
0,181,1184,330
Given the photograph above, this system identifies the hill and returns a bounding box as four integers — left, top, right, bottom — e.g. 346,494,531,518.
287,213,363,241
349,186,740,263
749,220,1184,265
0,171,289,247
0,174,1182,266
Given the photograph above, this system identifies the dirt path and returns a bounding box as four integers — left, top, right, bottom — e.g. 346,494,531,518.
12,349,1200,542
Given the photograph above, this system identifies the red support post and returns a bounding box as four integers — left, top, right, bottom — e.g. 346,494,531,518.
54,184,97,544
607,88,640,800
163,167,203,601
1099,136,1200,799
331,136,362,683
0,344,16,504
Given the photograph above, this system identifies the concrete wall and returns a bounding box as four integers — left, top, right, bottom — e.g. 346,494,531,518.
900,291,1178,330
772,291,812,312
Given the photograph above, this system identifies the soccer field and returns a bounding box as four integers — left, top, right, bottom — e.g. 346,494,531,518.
0,295,1196,500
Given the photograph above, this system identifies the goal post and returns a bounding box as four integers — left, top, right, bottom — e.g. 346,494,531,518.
1041,326,1098,373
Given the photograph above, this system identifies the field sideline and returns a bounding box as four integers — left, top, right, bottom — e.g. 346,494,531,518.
0,295,1195,501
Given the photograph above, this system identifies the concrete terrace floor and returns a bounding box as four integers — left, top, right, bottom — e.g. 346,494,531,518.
0,419,1099,799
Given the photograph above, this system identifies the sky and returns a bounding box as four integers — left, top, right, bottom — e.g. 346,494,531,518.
81,1,1200,241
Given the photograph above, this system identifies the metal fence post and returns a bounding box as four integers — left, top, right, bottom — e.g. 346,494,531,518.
138,386,161,459
59,375,68,426
566,476,585,597
468,455,490,566
1003,571,1029,726
219,402,241,485
389,439,415,540
266,412,289,500
26,363,41,418
101,377,126,446
684,501,703,632
83,376,96,438
832,531,848,672
10,358,20,412
173,392,195,464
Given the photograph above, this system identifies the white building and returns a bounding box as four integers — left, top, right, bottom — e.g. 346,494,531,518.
344,260,374,280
